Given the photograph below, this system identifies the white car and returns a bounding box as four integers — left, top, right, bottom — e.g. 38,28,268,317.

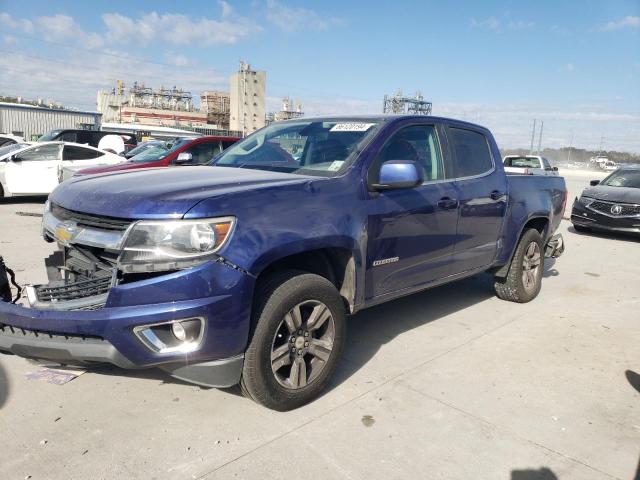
0,141,123,197
603,160,618,171
503,155,559,176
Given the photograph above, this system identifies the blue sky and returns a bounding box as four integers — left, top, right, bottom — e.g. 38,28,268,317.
0,0,638,151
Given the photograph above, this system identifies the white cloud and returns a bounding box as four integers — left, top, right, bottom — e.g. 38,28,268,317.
0,12,33,33
102,3,259,46
470,17,500,30
599,15,640,31
3,34,17,45
0,48,228,111
266,0,344,32
508,20,535,30
36,14,104,49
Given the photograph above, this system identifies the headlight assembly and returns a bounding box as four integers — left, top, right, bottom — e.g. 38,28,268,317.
118,217,235,273
577,195,594,207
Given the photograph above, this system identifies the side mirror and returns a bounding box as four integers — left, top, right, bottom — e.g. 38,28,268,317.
10,155,21,163
372,160,423,190
552,166,558,171
590,180,600,186
175,152,193,164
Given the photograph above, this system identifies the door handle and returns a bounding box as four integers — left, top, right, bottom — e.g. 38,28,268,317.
437,197,458,210
490,190,505,201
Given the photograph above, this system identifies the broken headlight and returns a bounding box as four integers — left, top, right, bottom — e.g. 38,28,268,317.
118,217,235,273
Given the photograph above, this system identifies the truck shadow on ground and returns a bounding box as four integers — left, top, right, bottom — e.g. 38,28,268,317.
0,361,8,409
330,272,507,389
511,467,558,480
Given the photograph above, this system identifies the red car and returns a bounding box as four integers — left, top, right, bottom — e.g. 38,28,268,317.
76,135,240,175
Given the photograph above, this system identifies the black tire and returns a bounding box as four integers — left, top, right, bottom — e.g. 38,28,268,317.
0,183,4,199
240,270,346,411
494,228,545,303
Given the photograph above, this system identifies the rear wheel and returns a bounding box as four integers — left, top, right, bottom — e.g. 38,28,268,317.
240,270,346,411
494,228,545,303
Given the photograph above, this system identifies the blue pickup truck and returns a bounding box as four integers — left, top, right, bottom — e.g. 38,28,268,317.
0,116,566,410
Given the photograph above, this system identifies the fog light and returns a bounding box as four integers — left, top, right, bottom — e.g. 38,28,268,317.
172,322,186,341
133,318,205,354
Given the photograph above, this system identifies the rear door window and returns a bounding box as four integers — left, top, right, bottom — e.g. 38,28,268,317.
448,127,494,178
63,145,102,160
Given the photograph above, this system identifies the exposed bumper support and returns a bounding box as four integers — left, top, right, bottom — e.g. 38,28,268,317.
545,233,564,258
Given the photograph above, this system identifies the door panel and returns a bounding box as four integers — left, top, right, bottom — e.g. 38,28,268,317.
447,127,506,272
366,123,458,299
5,144,61,194
367,182,459,297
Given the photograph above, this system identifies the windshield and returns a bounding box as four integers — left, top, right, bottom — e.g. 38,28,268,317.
213,119,381,177
38,130,63,142
126,141,166,157
600,169,640,188
0,143,28,157
128,139,188,163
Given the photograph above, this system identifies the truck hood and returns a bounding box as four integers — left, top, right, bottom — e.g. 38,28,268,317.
77,161,158,175
49,166,310,219
582,185,640,204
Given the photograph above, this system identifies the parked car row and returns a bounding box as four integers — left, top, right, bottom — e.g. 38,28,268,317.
0,131,241,198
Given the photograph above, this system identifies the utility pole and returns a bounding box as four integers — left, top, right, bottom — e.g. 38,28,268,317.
537,121,544,154
529,119,537,155
567,132,574,163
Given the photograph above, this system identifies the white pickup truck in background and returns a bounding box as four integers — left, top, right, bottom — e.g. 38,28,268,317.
503,155,559,176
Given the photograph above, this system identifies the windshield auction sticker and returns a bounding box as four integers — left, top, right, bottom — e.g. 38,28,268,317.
330,123,375,132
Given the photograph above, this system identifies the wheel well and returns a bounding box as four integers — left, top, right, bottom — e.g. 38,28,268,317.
0,182,4,198
492,216,549,278
257,248,356,312
523,217,549,238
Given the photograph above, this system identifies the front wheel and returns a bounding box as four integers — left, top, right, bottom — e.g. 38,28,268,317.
494,228,545,303
240,270,346,411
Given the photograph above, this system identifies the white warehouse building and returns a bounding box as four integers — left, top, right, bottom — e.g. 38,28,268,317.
230,61,266,135
0,102,102,141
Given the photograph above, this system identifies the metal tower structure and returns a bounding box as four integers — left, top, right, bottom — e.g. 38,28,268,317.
382,90,432,115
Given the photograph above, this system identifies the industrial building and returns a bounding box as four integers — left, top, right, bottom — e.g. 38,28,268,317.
200,91,231,129
97,81,208,129
0,101,101,141
267,97,304,123
230,61,266,135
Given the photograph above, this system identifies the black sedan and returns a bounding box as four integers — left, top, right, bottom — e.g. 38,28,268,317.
571,166,640,235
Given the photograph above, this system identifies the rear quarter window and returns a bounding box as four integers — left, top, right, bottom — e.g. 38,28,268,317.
448,127,494,178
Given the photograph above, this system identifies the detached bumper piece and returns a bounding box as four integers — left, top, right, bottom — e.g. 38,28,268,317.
545,234,564,258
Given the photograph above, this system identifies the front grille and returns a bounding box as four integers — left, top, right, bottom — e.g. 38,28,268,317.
589,200,640,216
35,276,112,302
0,323,105,343
51,203,132,231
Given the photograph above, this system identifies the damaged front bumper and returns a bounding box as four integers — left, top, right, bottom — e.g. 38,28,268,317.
0,205,255,387
545,233,564,258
